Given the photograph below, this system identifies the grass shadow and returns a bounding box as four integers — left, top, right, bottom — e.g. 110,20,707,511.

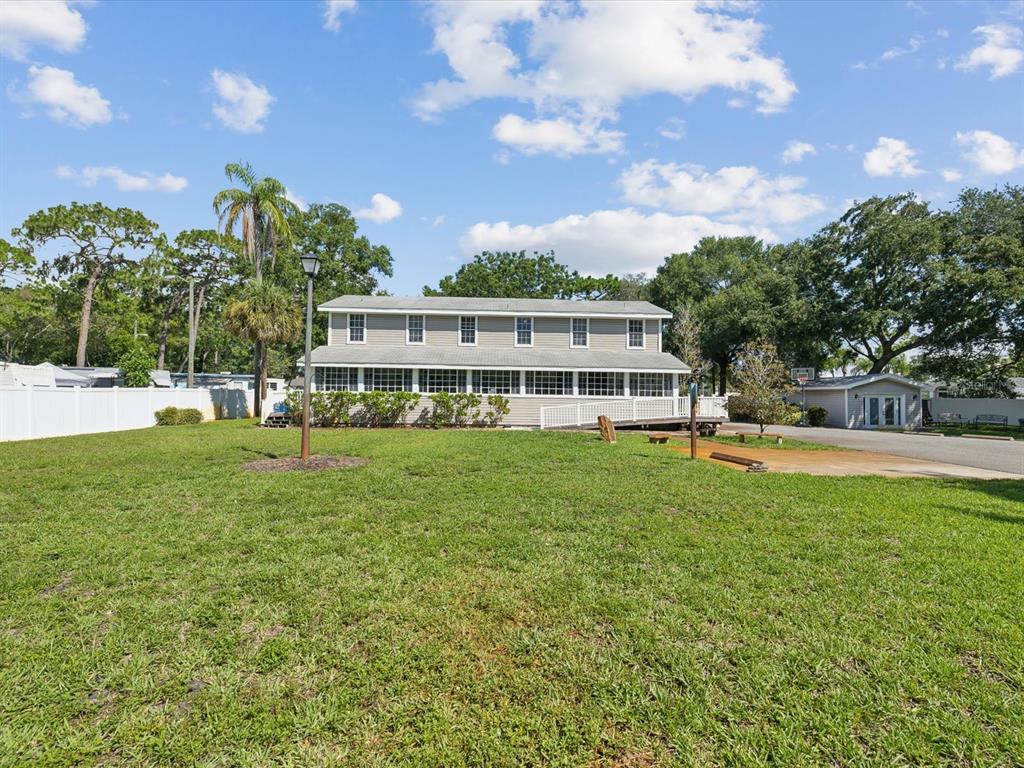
941,479,1024,524
238,446,280,460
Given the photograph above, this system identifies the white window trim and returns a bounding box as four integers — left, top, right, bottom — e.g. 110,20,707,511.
626,318,646,350
514,316,534,348
406,314,426,346
458,315,478,346
348,313,366,345
860,393,905,429
570,317,589,349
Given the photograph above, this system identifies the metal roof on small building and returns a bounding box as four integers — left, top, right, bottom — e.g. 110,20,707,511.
802,374,925,390
317,295,672,318
309,344,689,372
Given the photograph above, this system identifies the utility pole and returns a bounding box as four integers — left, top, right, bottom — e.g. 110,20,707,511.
187,277,195,389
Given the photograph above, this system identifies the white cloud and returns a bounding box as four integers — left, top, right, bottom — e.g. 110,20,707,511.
355,192,402,223
956,24,1024,79
431,215,445,228
658,117,686,141
880,35,924,61
492,114,624,156
619,160,826,226
19,65,111,127
55,165,188,193
210,70,274,133
460,208,772,275
940,168,962,182
862,137,923,177
0,1,87,61
955,130,1024,174
285,187,308,211
414,1,795,153
323,0,356,32
781,140,816,164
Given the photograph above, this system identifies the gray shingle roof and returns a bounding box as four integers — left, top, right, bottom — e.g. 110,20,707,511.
318,294,672,318
310,345,689,372
802,374,924,390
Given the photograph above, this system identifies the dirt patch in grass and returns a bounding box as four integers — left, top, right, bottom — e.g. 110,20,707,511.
243,455,369,473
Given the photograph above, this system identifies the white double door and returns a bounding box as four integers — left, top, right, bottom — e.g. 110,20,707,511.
863,394,903,428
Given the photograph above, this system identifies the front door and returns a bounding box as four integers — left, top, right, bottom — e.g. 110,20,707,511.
863,395,902,428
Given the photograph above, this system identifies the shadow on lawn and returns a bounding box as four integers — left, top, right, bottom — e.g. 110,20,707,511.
238,446,280,460
943,479,1024,525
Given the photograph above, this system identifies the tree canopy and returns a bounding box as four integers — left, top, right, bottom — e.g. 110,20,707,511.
424,251,619,300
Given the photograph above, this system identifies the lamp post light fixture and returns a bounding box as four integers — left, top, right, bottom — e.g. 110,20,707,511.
299,253,321,460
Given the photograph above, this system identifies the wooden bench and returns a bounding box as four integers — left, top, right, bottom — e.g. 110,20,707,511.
931,412,965,427
974,414,1008,427
735,432,783,446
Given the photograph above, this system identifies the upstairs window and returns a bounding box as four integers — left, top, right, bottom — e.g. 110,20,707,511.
407,314,424,344
515,317,533,347
627,319,645,349
571,318,589,348
348,313,366,343
460,316,477,345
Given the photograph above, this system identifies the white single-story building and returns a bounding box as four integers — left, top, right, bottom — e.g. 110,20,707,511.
790,374,925,429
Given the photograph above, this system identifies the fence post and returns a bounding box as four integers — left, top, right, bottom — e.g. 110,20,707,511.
74,386,81,433
632,399,637,422
112,386,119,430
576,403,582,426
26,385,34,439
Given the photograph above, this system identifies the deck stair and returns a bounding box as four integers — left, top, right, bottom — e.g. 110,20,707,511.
261,412,291,428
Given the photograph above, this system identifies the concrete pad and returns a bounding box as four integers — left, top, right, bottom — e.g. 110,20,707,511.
664,439,1021,480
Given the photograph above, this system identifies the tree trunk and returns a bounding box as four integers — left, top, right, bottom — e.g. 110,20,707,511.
155,295,182,371
252,340,263,419
717,358,729,396
76,265,103,367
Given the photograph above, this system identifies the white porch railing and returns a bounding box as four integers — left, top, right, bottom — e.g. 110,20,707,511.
539,396,729,429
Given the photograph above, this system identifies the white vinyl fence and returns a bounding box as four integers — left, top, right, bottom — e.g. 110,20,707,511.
0,386,287,442
929,397,1024,426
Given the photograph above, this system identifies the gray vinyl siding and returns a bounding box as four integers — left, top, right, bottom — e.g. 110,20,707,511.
330,312,665,355
796,390,848,428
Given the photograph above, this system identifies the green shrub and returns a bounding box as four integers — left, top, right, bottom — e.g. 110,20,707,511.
154,406,180,426
484,394,510,427
359,391,420,427
807,405,828,427
428,392,481,427
154,406,203,425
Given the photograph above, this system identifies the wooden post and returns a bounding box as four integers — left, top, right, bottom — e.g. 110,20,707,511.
597,415,617,443
689,382,698,460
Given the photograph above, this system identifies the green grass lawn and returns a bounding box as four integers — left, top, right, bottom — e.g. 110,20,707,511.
705,434,839,451
925,423,1024,441
2,422,1022,766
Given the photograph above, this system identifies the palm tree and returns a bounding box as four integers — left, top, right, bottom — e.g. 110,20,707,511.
212,162,297,280
224,279,302,418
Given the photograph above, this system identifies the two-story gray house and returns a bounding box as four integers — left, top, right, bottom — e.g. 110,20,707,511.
308,295,695,427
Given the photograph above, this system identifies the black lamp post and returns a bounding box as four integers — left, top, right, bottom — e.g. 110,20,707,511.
299,252,321,460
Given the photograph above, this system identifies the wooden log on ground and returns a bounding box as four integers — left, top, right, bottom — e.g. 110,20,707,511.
709,451,768,472
648,433,671,444
597,415,617,444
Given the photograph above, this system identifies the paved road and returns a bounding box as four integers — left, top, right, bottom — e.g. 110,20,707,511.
736,424,1024,477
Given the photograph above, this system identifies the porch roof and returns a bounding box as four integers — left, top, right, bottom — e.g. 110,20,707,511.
309,345,689,373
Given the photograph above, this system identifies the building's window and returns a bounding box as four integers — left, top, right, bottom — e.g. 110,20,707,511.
364,367,412,392
460,316,477,345
420,368,466,393
627,319,645,349
571,318,589,348
473,369,518,394
629,372,671,397
525,370,571,396
515,317,533,346
579,372,625,397
407,314,424,344
317,367,358,391
348,313,366,343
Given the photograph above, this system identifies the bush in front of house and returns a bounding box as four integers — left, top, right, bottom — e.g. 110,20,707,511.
807,405,828,427
359,391,420,427
484,394,510,427
428,392,481,427
154,406,203,425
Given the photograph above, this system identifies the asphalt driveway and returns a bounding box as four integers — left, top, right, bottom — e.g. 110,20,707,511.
755,424,1024,476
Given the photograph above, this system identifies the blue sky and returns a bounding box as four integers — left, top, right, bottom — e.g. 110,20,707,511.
2,0,1023,294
